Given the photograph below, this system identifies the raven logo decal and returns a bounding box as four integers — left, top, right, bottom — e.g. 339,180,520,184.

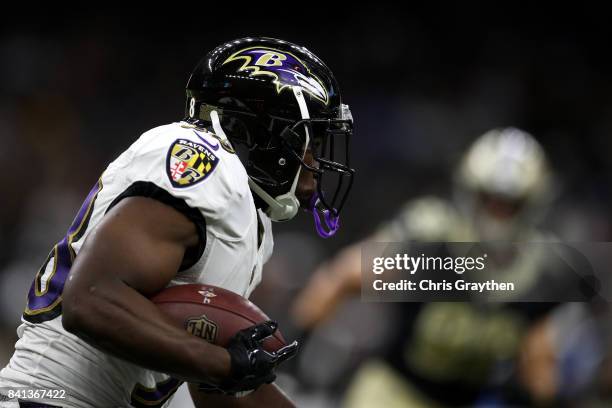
223,47,329,104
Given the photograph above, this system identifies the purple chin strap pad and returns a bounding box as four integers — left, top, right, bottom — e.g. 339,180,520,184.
309,193,340,238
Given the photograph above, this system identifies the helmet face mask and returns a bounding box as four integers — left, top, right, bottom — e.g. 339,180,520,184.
184,37,355,235
280,117,354,215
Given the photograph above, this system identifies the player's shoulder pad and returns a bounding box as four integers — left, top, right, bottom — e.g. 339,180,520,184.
377,196,463,242
400,196,463,240
124,122,250,220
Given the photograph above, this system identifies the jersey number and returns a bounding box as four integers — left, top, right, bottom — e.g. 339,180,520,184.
23,180,103,323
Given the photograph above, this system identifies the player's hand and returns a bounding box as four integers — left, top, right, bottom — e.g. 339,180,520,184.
202,321,298,395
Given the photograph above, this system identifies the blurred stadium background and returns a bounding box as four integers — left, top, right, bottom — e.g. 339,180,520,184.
1,8,611,407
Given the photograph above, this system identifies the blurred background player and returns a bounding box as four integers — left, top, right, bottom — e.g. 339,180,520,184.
291,128,604,407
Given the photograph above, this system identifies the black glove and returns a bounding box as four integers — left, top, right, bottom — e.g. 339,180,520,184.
200,321,298,395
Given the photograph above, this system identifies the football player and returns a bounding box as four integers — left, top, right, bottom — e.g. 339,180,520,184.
291,128,580,406
0,37,355,407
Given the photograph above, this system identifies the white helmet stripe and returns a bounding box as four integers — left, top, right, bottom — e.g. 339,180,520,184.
210,109,230,143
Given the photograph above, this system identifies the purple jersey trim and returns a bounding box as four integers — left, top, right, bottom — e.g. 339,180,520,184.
25,180,103,315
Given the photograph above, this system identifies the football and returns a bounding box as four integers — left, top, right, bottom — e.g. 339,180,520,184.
151,284,286,352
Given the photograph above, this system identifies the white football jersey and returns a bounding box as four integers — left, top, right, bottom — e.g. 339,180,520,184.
0,122,273,407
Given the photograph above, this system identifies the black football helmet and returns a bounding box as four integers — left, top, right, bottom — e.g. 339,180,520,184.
184,37,354,237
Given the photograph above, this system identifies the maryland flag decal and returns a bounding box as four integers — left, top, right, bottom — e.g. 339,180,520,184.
166,139,219,188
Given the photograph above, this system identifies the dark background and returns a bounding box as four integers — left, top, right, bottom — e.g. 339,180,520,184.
1,7,611,406
1,9,610,256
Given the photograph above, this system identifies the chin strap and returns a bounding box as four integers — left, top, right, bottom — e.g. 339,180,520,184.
309,193,340,238
248,178,299,222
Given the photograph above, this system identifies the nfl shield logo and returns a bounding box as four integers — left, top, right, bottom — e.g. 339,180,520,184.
186,315,218,343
